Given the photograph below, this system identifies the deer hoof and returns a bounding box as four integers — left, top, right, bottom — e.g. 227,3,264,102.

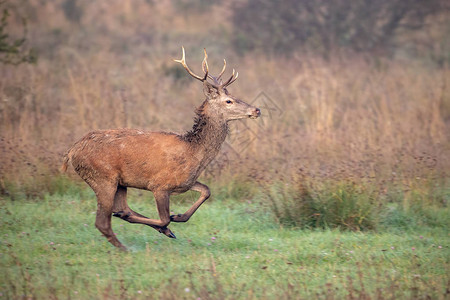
170,214,188,222
113,211,131,220
159,227,177,239
170,214,181,221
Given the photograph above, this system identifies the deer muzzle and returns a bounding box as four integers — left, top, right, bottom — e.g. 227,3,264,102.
249,107,261,119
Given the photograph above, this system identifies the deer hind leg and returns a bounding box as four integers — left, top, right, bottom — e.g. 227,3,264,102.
112,187,176,239
112,185,149,220
112,185,169,234
170,182,210,223
93,185,127,251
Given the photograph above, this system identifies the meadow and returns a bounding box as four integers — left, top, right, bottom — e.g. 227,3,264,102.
1,188,449,299
1,1,449,299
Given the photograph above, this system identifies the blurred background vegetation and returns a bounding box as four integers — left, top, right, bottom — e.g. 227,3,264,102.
0,0,449,230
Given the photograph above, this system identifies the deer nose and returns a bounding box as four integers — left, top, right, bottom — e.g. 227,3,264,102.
255,108,261,116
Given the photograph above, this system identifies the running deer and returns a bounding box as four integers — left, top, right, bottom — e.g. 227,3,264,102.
62,47,261,250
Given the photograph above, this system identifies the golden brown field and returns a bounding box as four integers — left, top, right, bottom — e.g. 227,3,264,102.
1,1,449,201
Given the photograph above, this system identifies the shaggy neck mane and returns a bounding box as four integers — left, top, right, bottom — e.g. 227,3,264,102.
182,102,229,151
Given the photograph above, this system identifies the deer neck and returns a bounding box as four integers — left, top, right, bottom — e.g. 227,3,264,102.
183,110,229,166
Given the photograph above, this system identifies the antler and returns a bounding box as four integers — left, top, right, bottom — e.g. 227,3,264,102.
222,69,239,88
213,57,238,88
174,46,208,82
203,57,227,84
216,59,227,81
174,47,239,88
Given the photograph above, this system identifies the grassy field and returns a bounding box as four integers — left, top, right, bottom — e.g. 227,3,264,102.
1,186,448,299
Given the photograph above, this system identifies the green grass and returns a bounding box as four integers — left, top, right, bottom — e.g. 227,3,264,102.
0,189,449,299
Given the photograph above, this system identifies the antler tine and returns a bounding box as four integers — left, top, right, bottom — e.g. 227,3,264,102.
216,59,227,81
221,69,239,87
227,71,238,86
174,46,208,82
202,48,216,82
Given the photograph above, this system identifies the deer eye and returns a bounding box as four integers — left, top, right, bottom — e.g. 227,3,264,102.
226,100,233,104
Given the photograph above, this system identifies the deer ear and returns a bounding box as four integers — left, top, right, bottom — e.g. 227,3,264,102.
203,82,220,99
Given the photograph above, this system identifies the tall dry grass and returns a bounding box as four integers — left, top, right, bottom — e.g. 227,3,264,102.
0,1,449,209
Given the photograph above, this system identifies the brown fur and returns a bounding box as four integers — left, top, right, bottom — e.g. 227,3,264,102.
62,49,260,250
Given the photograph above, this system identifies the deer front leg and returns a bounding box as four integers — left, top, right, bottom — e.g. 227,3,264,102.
170,182,210,222
153,190,176,238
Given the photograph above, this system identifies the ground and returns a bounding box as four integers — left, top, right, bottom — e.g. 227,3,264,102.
0,190,448,299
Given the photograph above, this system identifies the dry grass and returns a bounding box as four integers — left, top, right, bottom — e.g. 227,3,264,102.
0,1,449,203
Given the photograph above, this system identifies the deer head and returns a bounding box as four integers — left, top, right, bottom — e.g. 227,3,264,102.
174,47,261,121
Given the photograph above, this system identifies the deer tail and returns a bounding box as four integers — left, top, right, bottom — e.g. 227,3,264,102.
61,152,71,173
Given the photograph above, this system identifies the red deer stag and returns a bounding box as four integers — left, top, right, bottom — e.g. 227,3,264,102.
62,47,261,250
